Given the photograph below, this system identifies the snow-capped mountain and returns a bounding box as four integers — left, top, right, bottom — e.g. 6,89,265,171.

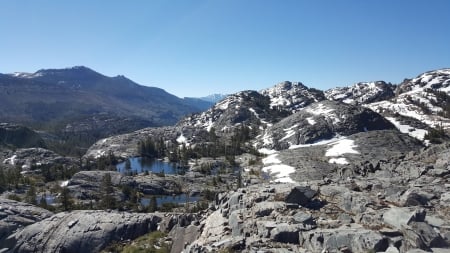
325,81,395,105
178,90,284,134
254,100,395,150
366,69,450,141
179,69,450,145
179,82,325,136
260,81,325,112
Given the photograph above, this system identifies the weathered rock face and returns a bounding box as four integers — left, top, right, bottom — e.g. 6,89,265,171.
0,198,53,248
272,130,423,182
325,81,395,105
2,148,77,170
67,171,182,201
0,123,46,150
9,210,162,253
299,226,389,252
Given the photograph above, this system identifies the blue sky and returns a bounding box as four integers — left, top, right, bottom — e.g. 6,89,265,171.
1,0,449,97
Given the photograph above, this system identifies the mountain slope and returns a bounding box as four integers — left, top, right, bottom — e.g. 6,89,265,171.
0,66,202,127
255,100,395,150
325,69,450,143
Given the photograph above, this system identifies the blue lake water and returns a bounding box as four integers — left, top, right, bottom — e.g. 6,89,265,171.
36,194,56,205
141,194,201,207
116,157,182,174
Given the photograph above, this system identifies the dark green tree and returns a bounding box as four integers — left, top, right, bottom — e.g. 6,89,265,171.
60,187,74,211
148,195,158,212
39,195,48,209
100,173,116,209
25,184,37,205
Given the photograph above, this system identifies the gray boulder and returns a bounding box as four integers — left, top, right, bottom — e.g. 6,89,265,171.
270,223,302,244
440,192,450,207
299,226,389,252
403,221,448,251
285,186,317,206
0,198,53,248
383,207,426,230
67,170,132,200
9,210,162,253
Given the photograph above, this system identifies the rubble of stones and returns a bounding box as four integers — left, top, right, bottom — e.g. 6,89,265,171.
183,145,450,252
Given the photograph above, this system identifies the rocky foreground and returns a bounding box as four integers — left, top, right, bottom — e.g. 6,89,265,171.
1,144,449,253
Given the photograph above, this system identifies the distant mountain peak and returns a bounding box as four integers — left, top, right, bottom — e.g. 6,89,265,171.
198,94,228,103
35,66,101,76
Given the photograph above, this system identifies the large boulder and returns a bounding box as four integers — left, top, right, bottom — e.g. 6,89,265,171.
9,210,162,253
67,170,132,200
383,207,426,230
284,186,317,206
402,221,448,251
0,198,53,248
299,226,389,252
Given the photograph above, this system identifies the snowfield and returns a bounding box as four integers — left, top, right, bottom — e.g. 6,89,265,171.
325,138,359,157
261,152,295,183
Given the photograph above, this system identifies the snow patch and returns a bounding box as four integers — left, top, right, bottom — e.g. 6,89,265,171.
385,117,428,141
60,180,69,187
307,103,335,115
325,139,359,157
281,124,298,141
306,117,316,125
329,157,349,165
258,148,277,155
3,155,17,165
289,136,345,149
262,154,281,164
176,134,187,144
262,164,295,183
261,152,295,183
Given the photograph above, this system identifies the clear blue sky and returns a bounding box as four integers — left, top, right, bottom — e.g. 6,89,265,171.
1,0,449,97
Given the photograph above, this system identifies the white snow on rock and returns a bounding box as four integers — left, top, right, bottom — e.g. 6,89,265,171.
262,154,281,164
262,164,296,183
60,180,69,187
260,81,321,112
3,155,18,165
304,102,341,124
328,157,349,165
281,124,298,141
365,68,450,131
289,136,344,150
176,134,187,144
261,153,295,183
306,117,316,125
306,103,334,115
366,100,450,130
385,117,428,142
217,100,230,110
261,131,273,146
258,148,277,155
325,138,359,157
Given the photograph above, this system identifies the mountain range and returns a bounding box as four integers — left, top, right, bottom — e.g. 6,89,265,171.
2,67,449,155
2,67,450,252
85,68,450,160
0,66,212,129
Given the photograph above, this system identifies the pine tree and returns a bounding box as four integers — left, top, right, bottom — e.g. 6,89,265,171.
25,184,37,205
100,173,116,209
60,187,73,211
39,195,48,209
148,196,158,212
